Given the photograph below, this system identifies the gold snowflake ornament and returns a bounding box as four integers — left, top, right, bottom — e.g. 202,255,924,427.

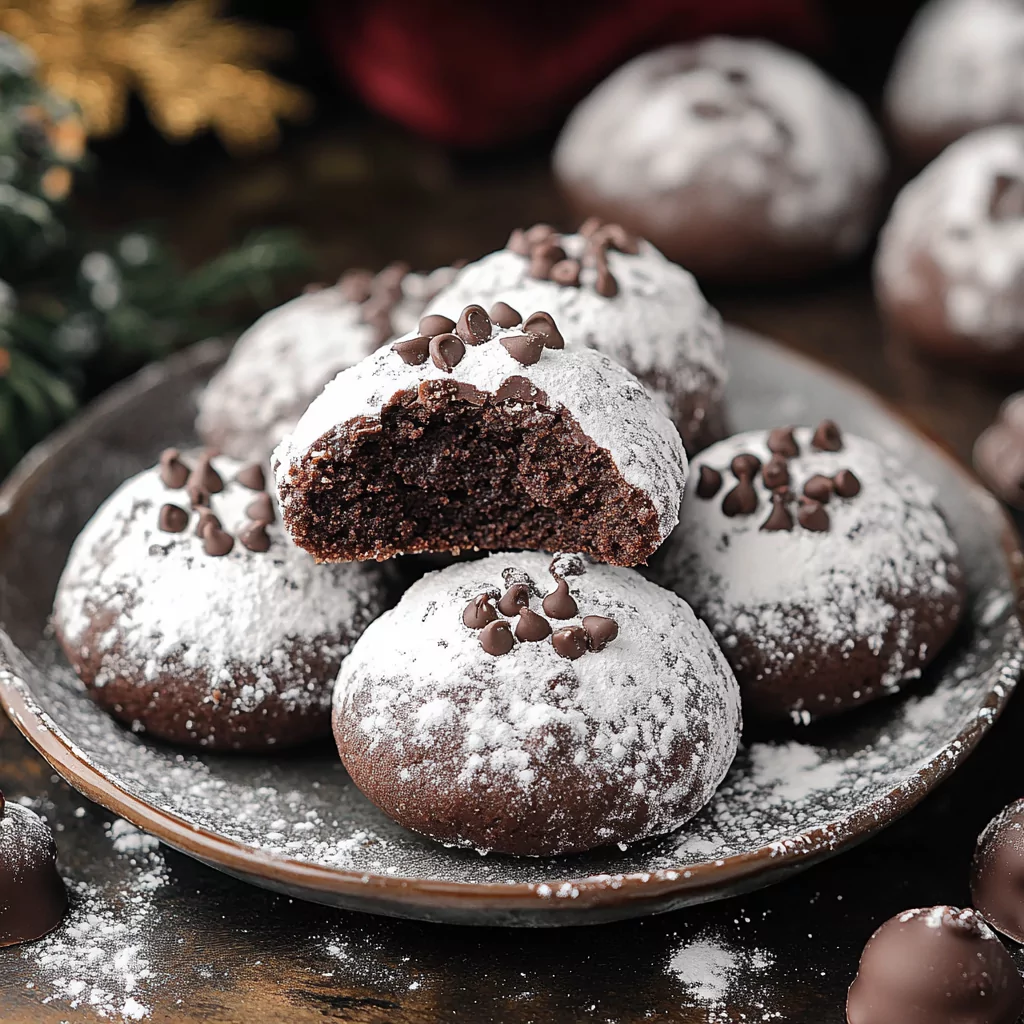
0,0,311,151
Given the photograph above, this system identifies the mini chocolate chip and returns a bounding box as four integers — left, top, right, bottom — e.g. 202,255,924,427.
767,426,799,457
990,173,1024,221
158,503,188,533
245,492,275,524
190,452,223,494
803,474,834,503
187,481,211,509
533,240,566,263
238,520,271,553
761,492,794,532
488,302,522,328
798,498,830,532
430,333,466,372
480,619,515,656
159,448,189,489
731,453,762,479
523,311,564,349
550,259,581,286
811,419,843,452
515,607,552,642
833,468,861,498
762,456,790,490
595,266,618,297
506,228,532,256
202,521,234,556
696,465,723,499
194,507,221,537
578,216,604,237
692,100,727,119
392,335,431,365
419,313,456,337
500,333,544,366
498,583,531,617
463,594,498,629
455,304,492,345
549,553,586,578
552,626,589,660
598,223,640,255
542,578,578,619
722,481,758,517
337,268,374,303
494,376,545,403
582,615,618,651
525,223,557,244
236,463,265,490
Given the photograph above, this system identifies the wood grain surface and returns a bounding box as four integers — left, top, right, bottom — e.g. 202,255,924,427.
2,118,1023,1023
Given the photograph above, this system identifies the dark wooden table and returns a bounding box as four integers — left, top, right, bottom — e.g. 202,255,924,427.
2,118,1023,1023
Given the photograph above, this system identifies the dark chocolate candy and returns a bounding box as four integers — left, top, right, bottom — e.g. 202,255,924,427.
972,798,1024,943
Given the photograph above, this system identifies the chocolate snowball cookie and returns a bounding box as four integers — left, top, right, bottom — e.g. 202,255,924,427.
553,39,887,284
427,221,726,453
333,552,740,856
847,906,1024,1024
54,449,393,750
273,305,686,567
0,794,67,946
195,263,458,462
885,0,1024,167
876,126,1024,371
656,424,965,725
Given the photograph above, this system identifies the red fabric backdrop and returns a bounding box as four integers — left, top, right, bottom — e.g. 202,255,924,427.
321,0,826,146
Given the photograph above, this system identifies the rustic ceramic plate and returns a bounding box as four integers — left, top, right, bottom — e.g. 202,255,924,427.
0,331,1020,927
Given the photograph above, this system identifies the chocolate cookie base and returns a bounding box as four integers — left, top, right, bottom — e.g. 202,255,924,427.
279,381,667,566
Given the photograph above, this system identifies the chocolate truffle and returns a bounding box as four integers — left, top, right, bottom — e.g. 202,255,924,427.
656,425,966,724
876,126,1024,371
333,552,741,856
974,393,1024,506
554,38,887,284
54,451,394,750
427,222,727,453
972,798,1024,943
885,0,1024,168
847,906,1024,1024
273,308,687,568
195,263,459,462
0,794,67,946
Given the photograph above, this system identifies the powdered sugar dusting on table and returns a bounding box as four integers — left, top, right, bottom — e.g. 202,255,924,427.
53,454,391,713
554,38,885,250
885,0,1024,136
877,126,1024,345
428,234,726,401
273,325,687,542
668,933,775,1021
658,428,962,699
24,815,168,1021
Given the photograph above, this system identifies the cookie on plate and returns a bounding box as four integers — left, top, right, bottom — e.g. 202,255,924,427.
333,552,741,856
875,126,1024,371
427,221,727,453
273,305,686,567
195,263,458,462
655,423,965,725
54,449,394,750
553,38,887,283
885,0,1024,167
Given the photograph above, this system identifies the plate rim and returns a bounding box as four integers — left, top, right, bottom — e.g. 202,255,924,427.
1,331,1021,919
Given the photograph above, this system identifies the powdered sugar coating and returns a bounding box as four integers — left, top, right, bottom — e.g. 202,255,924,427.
334,552,741,854
876,126,1024,347
273,322,687,545
553,38,886,253
885,0,1024,158
657,428,963,720
53,455,392,731
195,267,458,461
427,235,725,446
0,802,58,882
